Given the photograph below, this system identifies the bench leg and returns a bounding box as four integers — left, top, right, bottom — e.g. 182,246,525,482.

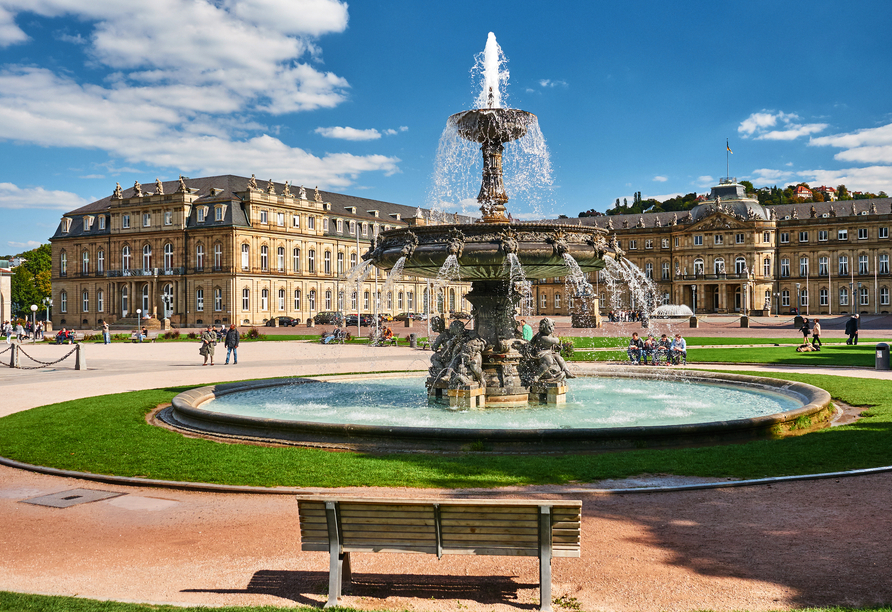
324,501,345,608
539,506,553,612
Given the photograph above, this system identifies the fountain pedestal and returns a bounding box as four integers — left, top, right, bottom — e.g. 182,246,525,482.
448,384,486,409
529,381,568,405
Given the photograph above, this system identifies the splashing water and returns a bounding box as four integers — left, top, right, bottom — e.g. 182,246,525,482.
602,257,667,332
502,253,533,315
431,254,461,311
473,32,509,109
343,259,375,285
380,256,407,296
562,253,595,297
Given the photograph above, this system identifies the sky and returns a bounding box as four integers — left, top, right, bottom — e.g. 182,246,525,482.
1,0,891,254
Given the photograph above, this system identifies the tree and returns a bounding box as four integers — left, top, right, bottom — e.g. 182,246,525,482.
10,244,51,317
740,180,755,194
836,185,850,200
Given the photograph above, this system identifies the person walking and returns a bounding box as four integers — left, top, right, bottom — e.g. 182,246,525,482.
812,318,822,347
521,319,533,341
223,324,239,365
800,317,811,344
102,321,111,345
200,325,216,365
845,314,859,345
15,321,25,342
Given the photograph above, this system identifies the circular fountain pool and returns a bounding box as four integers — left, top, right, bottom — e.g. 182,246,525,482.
163,369,832,453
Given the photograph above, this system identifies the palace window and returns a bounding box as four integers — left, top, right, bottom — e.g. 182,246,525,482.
142,245,152,271
122,214,130,228
241,244,249,270
294,289,301,310
196,288,204,311
763,231,770,243
644,262,653,278
839,287,849,306
540,294,547,308
880,254,889,274
362,222,368,236
859,228,868,240
143,213,151,227
628,240,637,250
714,234,723,245
799,231,808,242
323,251,331,275
674,237,679,247
839,255,849,276
819,256,828,276
351,291,357,311
337,252,344,275
780,232,789,244
164,211,172,225
277,247,285,272
662,262,670,280
214,243,222,268
164,243,174,270
736,257,747,274
278,289,285,310
277,212,285,226
336,219,343,233
215,207,224,222
781,290,790,306
349,220,356,234
408,291,414,311
82,290,89,313
308,289,316,311
261,288,269,311
308,249,316,273
859,255,869,275
398,291,404,310
861,287,869,306
121,246,131,270
714,257,725,274
82,251,89,274
881,287,890,306
694,235,703,246
196,244,205,269
763,257,771,277
308,216,315,230
260,210,268,224
801,289,808,307
98,216,106,230
350,252,357,269
820,288,828,306
819,230,828,241
325,289,332,310
196,208,205,223
799,257,809,277
644,239,653,249
292,215,300,228
293,248,301,272
364,291,370,310
838,229,848,240
554,293,561,309
242,288,249,311
214,288,222,311
880,227,889,239
780,258,790,277
661,238,669,249
97,250,105,273
260,245,269,271
694,258,704,275
322,218,329,231
736,233,745,244
97,290,104,313
60,291,67,313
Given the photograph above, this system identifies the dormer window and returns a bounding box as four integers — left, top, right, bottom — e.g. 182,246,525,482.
367,210,379,217
322,217,329,231
84,216,94,230
99,216,106,230
210,187,224,196
336,219,343,232
389,213,401,221
62,218,72,233
216,206,226,222
197,207,207,223
346,206,356,214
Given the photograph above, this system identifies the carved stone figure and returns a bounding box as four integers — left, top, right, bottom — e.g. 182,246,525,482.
112,182,123,200
154,178,164,195
446,228,465,258
266,179,276,195
655,216,662,227
449,335,486,387
176,175,188,193
622,219,629,229
133,181,143,197
636,216,645,228
769,208,777,220
870,202,877,214
499,227,518,255
427,316,453,379
671,213,678,226
792,208,799,219
606,217,614,230
248,174,258,190
852,203,857,216
314,186,322,202
829,205,837,217
283,181,291,197
520,318,574,384
810,205,817,218
299,184,307,200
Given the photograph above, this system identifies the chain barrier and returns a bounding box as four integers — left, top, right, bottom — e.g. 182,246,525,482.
0,345,11,357
13,345,79,370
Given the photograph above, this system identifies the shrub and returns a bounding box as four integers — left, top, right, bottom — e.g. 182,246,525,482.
245,327,265,340
187,332,198,340
162,330,181,340
559,338,574,359
81,333,99,342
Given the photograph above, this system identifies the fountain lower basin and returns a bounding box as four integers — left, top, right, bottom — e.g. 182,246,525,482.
162,370,832,453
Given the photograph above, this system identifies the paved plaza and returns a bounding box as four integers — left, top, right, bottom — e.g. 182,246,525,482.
1,318,891,610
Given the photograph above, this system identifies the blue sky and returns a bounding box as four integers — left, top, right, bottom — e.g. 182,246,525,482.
1,0,891,254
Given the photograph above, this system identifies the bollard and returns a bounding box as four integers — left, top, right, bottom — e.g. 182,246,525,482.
740,315,749,328
75,342,86,370
689,316,699,328
409,333,417,348
876,343,890,371
404,317,411,328
9,343,19,368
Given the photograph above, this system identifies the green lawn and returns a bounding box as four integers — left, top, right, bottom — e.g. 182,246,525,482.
569,342,879,367
1,372,890,488
567,336,889,349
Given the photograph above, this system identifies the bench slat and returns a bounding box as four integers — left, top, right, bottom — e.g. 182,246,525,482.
440,505,539,515
441,526,538,536
339,510,434,520
441,547,538,557
440,511,538,522
442,533,539,543
340,503,438,512
339,517,436,526
297,496,581,508
342,545,437,554
343,524,436,534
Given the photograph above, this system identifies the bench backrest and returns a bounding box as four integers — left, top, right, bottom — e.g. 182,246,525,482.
297,496,581,558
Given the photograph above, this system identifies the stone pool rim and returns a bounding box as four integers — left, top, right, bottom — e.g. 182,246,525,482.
162,368,833,452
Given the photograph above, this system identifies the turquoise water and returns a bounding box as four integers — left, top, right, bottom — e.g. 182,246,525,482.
203,376,803,430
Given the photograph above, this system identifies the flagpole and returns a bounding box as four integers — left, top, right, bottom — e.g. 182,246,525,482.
726,139,730,179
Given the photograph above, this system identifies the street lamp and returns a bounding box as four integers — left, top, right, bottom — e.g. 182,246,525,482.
795,283,801,314
690,284,697,316
30,304,37,342
858,281,863,312
42,297,53,326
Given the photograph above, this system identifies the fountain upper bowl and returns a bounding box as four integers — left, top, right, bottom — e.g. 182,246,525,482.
448,108,537,144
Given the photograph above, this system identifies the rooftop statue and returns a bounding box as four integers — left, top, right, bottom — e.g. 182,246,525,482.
112,182,123,200
176,175,188,193
810,205,817,218
266,179,276,195
154,178,164,195
283,181,291,197
671,213,678,226
299,184,307,200
870,202,877,214
247,174,258,190
133,180,143,197
314,186,322,202
829,205,836,217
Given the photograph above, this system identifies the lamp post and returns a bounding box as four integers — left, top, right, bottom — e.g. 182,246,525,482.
30,304,37,342
849,280,854,314
690,284,696,315
42,297,53,327
774,291,780,316
858,281,863,313
795,283,801,314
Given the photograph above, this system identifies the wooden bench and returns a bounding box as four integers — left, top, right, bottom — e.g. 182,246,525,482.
297,496,581,611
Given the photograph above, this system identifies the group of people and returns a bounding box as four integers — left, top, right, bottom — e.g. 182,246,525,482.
627,332,687,365
198,324,240,365
798,317,823,348
608,310,646,323
3,320,43,342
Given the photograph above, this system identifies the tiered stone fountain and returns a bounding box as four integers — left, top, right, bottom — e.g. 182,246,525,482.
364,41,620,408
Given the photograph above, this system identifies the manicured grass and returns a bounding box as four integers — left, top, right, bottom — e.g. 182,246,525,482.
1,372,891,488
570,342,879,367
567,336,889,349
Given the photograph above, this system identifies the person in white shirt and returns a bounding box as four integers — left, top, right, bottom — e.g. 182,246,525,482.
670,333,687,365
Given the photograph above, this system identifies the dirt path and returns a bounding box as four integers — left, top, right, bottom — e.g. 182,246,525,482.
2,465,890,611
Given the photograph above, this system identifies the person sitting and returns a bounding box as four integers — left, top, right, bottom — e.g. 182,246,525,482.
655,334,671,365
641,335,656,365
382,326,394,344
627,332,644,365
670,333,687,365
54,328,68,344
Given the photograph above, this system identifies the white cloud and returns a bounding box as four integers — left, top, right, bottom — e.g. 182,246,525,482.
653,175,668,182
738,110,827,140
315,126,382,141
0,182,89,210
538,79,568,88
748,168,795,183
810,122,892,164
798,166,892,194
8,239,43,249
696,175,715,187
382,126,409,136
645,192,684,202
0,1,402,188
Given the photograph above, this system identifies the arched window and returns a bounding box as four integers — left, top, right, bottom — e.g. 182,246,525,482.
120,287,127,315
839,287,849,306
693,258,704,275
449,289,456,311
293,248,301,272
308,289,316,311
351,291,357,310
122,246,131,270
141,284,149,312
325,289,332,310
97,290,104,312
82,250,89,274
142,244,152,271
350,252,357,269
735,256,747,275
839,255,849,276
260,245,269,271
881,286,890,306
277,246,285,271
97,249,105,273
387,291,393,310
163,243,174,270
308,249,316,273
196,288,204,311
261,288,269,310
363,291,370,310
337,290,344,310
644,262,653,279
241,244,250,270
214,287,222,311
60,290,68,313
437,291,445,312
324,251,331,275
196,244,205,269
278,288,285,310
82,290,89,312
162,283,173,317
407,291,414,311
337,252,344,275
764,257,772,277
294,289,301,310
398,291,404,310
713,257,725,275
60,250,67,276
554,293,561,309
242,288,249,311
213,243,222,269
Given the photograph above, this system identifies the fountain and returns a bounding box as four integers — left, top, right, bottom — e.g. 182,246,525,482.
364,33,619,408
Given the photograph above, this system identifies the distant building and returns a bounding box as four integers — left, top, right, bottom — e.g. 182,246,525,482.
0,262,11,321
794,185,813,201
816,186,837,201
49,175,470,329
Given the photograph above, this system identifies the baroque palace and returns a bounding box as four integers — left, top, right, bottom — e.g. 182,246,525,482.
49,175,470,329
535,179,892,317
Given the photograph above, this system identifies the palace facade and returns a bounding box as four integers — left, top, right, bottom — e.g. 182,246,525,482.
49,175,470,329
536,180,892,317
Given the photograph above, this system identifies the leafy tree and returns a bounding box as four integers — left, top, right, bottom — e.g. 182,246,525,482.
740,180,755,194
10,244,52,317
836,184,850,200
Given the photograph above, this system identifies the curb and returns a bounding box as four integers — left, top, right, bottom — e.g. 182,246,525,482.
3,454,891,496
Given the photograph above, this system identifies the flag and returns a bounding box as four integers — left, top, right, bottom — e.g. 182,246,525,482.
727,141,733,154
